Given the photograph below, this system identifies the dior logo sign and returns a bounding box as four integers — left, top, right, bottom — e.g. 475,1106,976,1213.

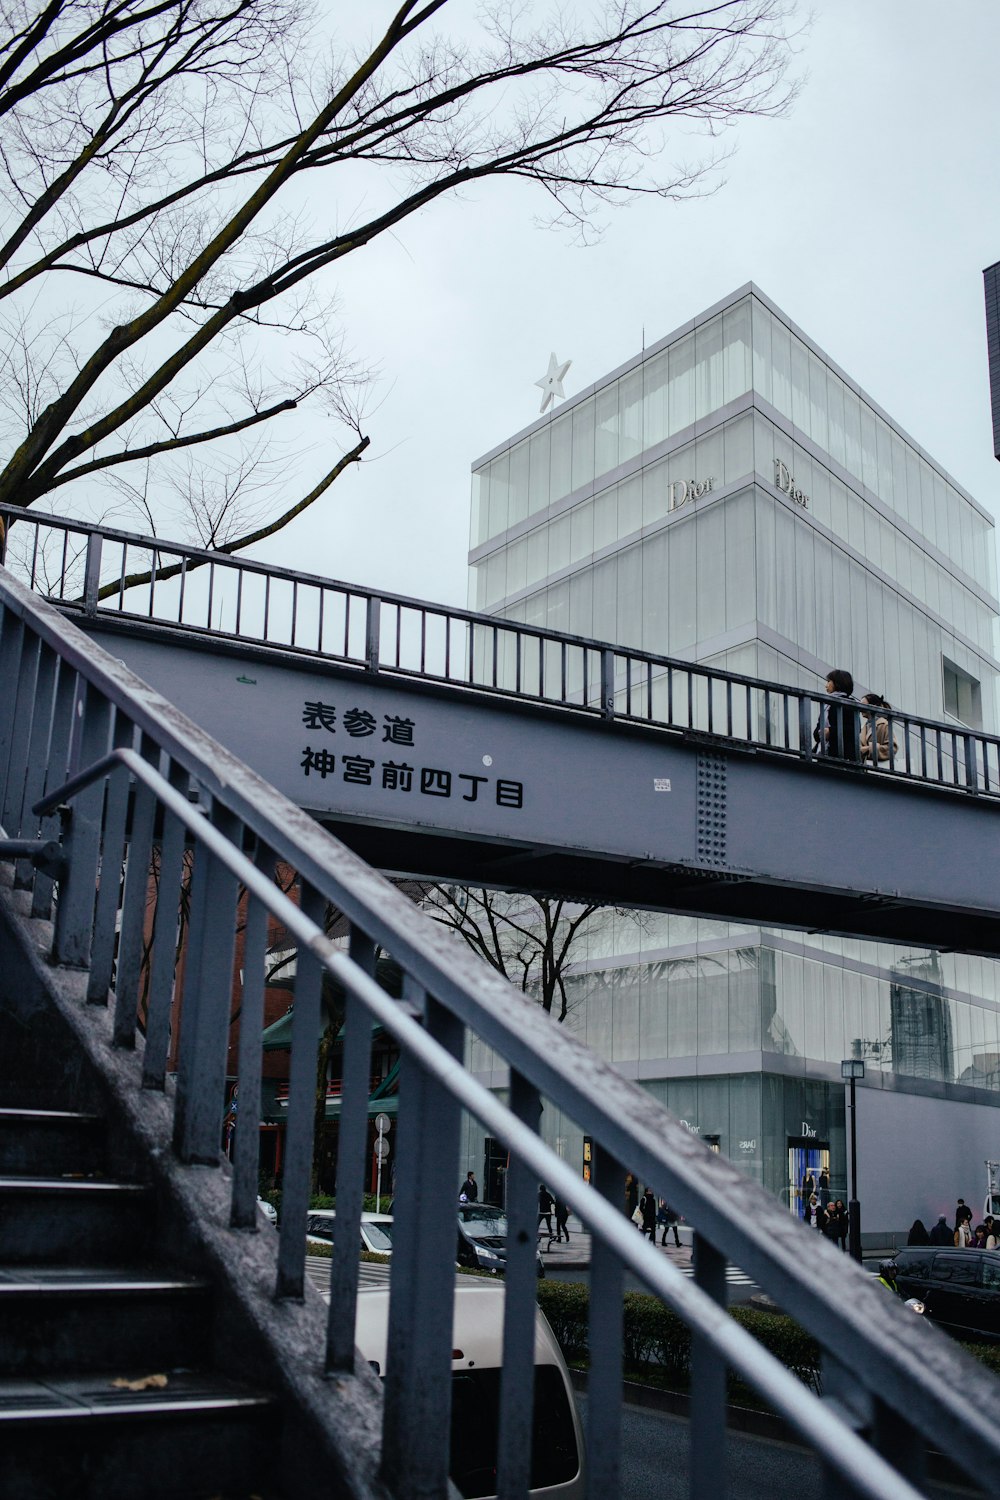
669,476,715,511
801,1121,817,1138
775,459,809,508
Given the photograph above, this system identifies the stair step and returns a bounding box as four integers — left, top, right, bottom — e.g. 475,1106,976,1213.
0,1369,273,1424
0,1109,106,1177
0,1178,152,1264
0,1266,213,1375
0,1371,281,1500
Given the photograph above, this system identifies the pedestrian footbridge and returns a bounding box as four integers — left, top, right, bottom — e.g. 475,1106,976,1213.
3,509,1000,1498
4,507,1000,954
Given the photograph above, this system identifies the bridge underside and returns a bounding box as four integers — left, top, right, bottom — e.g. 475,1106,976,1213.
79,618,1000,958
323,817,1000,954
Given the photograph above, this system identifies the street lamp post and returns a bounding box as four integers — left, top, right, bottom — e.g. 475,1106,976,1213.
841,1059,865,1262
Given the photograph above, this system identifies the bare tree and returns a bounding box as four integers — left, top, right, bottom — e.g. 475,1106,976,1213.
0,0,798,571
421,884,643,1022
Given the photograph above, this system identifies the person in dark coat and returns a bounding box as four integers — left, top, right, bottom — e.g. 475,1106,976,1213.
537,1183,554,1237
624,1173,639,1220
800,1171,815,1218
639,1187,657,1242
906,1219,931,1246
553,1196,570,1243
928,1215,952,1246
833,1199,849,1252
460,1172,478,1202
817,1167,831,1208
814,669,859,761
657,1198,681,1248
821,1201,843,1245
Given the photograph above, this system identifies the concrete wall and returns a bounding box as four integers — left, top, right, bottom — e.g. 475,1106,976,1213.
858,1083,999,1241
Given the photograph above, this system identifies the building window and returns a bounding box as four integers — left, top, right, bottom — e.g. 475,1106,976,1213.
942,657,982,728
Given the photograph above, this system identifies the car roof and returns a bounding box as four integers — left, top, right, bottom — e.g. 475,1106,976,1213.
354,1278,562,1374
307,1210,393,1224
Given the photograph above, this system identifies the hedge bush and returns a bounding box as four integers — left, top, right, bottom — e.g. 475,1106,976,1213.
538,1280,820,1392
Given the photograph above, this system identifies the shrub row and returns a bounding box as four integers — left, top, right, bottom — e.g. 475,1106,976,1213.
538,1279,1000,1396
537,1280,821,1391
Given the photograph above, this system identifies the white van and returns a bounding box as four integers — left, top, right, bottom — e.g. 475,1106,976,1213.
355,1277,584,1499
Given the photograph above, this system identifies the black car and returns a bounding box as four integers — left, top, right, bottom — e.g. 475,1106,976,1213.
456,1204,545,1278
880,1246,1000,1341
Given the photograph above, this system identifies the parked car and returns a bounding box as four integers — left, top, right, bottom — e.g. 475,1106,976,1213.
306,1210,394,1257
355,1277,582,1497
457,1204,545,1278
880,1246,1000,1340
256,1196,278,1225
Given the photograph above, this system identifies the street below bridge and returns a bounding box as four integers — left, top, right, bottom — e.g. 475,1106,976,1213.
595,1399,974,1499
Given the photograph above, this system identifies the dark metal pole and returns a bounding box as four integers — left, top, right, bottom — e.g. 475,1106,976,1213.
848,1075,862,1263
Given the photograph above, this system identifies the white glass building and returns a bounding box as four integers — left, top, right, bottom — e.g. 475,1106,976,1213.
465,285,1000,1239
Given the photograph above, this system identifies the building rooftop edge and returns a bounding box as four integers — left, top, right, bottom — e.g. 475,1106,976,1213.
471,283,994,529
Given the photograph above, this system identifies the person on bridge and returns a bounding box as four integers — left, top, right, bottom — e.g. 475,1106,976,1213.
860,692,897,764
814,669,860,761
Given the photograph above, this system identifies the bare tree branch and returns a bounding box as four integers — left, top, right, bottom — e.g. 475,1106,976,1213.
0,0,799,556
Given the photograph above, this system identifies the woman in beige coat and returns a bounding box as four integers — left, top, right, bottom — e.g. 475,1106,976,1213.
860,692,896,764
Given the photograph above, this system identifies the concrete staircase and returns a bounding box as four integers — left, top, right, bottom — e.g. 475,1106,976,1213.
0,1101,283,1500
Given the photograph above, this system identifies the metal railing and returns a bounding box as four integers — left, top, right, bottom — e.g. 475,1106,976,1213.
2,505,998,802
4,555,1000,1500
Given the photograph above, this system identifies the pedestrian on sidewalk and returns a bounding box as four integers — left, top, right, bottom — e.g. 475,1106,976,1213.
624,1173,639,1220
553,1196,570,1243
639,1187,657,1242
538,1183,554,1238
657,1198,681,1247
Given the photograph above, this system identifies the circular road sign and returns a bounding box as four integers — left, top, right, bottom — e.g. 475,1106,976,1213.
374,1137,391,1161
374,1113,392,1134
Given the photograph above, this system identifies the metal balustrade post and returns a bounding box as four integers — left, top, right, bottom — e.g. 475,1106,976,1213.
366,594,381,672
83,532,103,616
818,1353,872,1499
112,733,160,1045
586,1143,625,1500
324,927,377,1337
691,1232,728,1500
873,1397,926,1491
600,648,615,721
380,985,463,1500
86,713,135,1005
0,609,25,804
14,642,57,890
231,846,275,1230
172,806,240,1165
52,684,111,968
142,761,192,1089
275,881,329,1301
1,629,39,837
497,1070,543,1500
32,656,76,919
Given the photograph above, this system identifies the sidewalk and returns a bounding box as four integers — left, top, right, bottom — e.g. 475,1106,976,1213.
538,1218,889,1279
539,1217,695,1274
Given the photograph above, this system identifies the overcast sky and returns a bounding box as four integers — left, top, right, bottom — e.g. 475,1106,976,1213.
260,2,1000,616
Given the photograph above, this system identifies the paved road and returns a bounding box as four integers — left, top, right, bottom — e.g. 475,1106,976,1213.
594,1399,973,1499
